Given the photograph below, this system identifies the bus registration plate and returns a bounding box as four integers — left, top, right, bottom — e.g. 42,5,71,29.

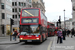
27,40,32,42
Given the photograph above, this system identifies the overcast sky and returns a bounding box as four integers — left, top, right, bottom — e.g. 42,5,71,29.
43,0,72,22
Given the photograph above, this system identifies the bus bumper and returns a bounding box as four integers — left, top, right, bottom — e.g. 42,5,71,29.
19,40,40,42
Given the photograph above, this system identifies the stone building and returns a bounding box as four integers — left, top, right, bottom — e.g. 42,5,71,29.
61,19,72,30
71,0,75,30
0,0,12,36
32,0,45,14
65,19,72,30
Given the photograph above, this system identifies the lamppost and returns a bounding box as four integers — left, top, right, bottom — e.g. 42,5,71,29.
63,9,66,29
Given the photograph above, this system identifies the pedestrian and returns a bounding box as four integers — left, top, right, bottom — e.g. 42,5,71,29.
12,29,18,41
12,30,15,40
71,28,74,38
67,30,70,37
62,29,66,40
57,29,63,44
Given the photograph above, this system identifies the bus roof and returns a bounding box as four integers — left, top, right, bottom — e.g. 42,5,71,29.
47,22,54,25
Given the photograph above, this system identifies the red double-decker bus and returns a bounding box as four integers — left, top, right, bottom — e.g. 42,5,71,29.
19,8,47,43
47,22,55,36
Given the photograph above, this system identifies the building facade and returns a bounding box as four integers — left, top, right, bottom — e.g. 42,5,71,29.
0,0,12,36
61,21,64,29
53,19,72,30
12,0,32,32
65,19,72,30
32,0,45,14
61,19,72,30
0,0,2,36
71,0,75,30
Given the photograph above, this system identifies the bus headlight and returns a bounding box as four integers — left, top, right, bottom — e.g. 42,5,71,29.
36,38,39,40
20,38,23,40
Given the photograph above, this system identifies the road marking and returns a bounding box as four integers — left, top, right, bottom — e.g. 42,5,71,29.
47,41,52,50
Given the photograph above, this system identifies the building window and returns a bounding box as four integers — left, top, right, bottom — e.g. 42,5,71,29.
30,5,31,7
21,2,23,6
19,2,20,6
19,8,21,12
2,13,5,19
12,2,14,6
15,15,17,18
2,25,4,34
24,3,26,6
22,3,23,6
12,15,14,18
15,2,17,6
1,3,4,9
15,8,17,12
12,8,14,12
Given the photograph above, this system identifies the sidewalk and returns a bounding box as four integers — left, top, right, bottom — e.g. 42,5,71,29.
0,36,10,39
0,36,19,44
0,39,19,44
51,35,75,50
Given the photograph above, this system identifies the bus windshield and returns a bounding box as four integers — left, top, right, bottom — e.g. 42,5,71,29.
22,9,39,17
20,25,40,35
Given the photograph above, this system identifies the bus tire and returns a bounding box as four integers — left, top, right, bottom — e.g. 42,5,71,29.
45,35,47,40
42,36,44,42
19,40,22,42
